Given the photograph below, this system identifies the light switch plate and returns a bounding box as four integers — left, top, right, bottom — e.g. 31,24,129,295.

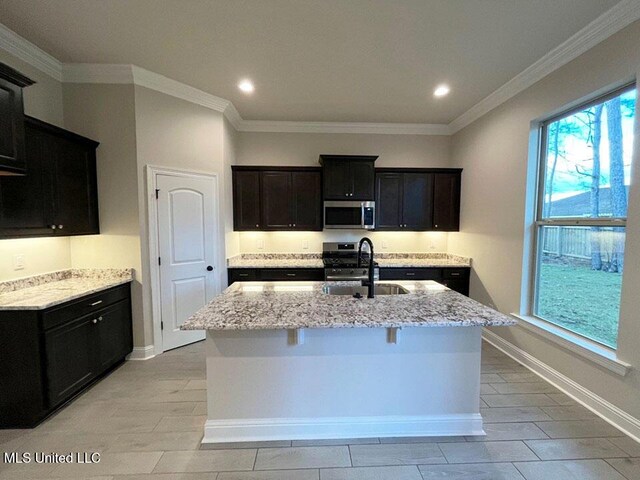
381,240,388,249
13,254,25,270
303,240,309,250
257,239,264,250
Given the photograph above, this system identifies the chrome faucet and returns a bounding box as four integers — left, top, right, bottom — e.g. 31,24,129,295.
357,237,375,298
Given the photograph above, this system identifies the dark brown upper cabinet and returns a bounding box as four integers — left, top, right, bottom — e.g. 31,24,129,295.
0,63,35,175
375,168,461,232
0,117,100,238
433,171,461,231
232,169,261,230
232,166,322,231
375,171,433,230
319,155,377,200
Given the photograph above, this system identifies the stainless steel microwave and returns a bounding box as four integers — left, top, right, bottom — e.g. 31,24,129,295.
323,201,375,230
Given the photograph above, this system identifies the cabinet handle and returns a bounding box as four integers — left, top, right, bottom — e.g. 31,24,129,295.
286,273,296,277
92,319,98,324
405,272,416,276
90,300,103,306
98,316,103,321
58,225,64,229
238,273,249,277
50,225,57,230
292,224,296,227
450,272,460,276
435,224,438,228
255,224,259,228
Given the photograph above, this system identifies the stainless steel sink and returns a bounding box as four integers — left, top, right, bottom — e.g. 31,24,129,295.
322,283,410,296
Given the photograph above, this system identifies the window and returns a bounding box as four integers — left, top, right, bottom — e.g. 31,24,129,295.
533,85,636,349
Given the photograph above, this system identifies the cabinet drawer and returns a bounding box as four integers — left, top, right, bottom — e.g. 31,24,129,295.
260,269,324,281
228,269,258,283
42,284,130,331
442,268,469,279
379,268,442,280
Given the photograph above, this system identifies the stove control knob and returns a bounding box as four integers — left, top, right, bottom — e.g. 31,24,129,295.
362,270,367,275
349,270,354,274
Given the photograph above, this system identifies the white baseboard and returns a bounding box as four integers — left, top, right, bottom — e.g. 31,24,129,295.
483,329,640,442
202,414,484,443
126,345,156,361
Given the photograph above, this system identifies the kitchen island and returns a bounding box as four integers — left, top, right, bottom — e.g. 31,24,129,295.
182,280,515,444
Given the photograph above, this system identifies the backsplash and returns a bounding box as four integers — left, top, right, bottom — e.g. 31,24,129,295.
237,231,450,254
0,268,133,294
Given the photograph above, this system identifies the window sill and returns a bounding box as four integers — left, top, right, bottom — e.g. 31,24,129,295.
510,314,631,377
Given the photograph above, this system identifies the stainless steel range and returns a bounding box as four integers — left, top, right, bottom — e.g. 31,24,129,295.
322,242,379,281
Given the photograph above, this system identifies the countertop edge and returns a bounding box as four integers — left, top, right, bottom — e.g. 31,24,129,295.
0,278,133,311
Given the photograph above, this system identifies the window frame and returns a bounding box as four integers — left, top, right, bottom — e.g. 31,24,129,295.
530,82,635,349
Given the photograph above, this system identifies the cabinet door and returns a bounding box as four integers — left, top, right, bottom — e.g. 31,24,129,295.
402,173,433,230
233,170,262,230
50,136,99,235
96,300,133,373
322,159,350,199
0,124,53,237
45,316,97,407
350,160,375,200
375,173,402,230
261,171,293,229
433,173,461,231
0,76,27,174
292,171,322,230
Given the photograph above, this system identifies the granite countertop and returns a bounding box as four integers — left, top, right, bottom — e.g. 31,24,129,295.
182,280,514,330
227,253,471,269
0,269,134,310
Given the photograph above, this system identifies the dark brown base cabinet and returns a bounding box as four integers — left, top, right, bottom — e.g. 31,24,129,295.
0,284,132,428
228,268,325,285
228,267,469,296
379,267,470,296
0,116,100,238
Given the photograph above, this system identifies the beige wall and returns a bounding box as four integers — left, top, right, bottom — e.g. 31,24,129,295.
237,132,450,168
223,118,240,259
62,83,146,346
449,21,640,419
0,49,71,281
235,131,452,254
134,86,230,345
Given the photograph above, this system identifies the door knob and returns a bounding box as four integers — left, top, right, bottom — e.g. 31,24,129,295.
206,266,214,271
92,319,98,324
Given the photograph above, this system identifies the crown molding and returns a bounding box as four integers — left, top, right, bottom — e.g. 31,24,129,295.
237,120,451,135
0,23,62,81
449,0,640,134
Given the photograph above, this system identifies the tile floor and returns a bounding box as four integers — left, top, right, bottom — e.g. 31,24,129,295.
1,340,639,479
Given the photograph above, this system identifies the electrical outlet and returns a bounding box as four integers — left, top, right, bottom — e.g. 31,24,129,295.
430,244,436,250
381,240,388,249
13,254,25,270
257,239,264,250
303,239,309,250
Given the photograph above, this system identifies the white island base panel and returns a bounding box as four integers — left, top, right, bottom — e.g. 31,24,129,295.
203,326,485,443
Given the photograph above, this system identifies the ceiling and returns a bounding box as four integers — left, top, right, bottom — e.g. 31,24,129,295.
0,0,622,124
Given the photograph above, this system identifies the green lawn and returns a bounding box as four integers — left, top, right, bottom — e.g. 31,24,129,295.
536,261,622,348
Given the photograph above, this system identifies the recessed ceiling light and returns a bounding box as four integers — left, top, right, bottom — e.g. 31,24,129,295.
434,84,450,98
238,79,254,93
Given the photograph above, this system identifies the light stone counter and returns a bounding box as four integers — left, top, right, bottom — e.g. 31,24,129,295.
0,269,133,310
182,280,514,330
226,253,471,269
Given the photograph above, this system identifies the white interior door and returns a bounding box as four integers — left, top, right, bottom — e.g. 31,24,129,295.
156,173,217,351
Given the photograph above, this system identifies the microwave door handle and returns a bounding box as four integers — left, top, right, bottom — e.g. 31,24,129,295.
361,203,366,229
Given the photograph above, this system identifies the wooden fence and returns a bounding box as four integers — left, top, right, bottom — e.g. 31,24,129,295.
542,226,590,259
